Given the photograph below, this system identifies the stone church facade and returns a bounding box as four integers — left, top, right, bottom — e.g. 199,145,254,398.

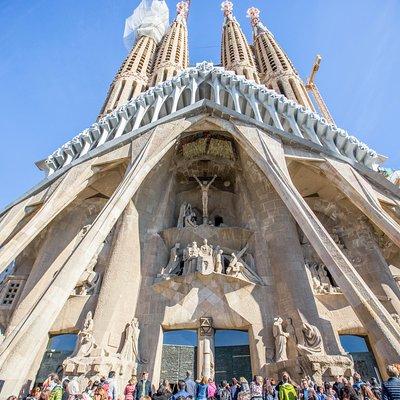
0,0,400,397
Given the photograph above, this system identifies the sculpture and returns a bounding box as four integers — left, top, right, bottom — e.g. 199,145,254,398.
177,203,197,228
392,314,400,326
71,311,97,358
226,253,244,278
73,241,105,296
197,239,214,275
297,322,325,355
193,175,217,224
183,241,199,275
307,262,340,294
273,317,289,362
164,243,181,275
214,246,224,273
120,318,141,364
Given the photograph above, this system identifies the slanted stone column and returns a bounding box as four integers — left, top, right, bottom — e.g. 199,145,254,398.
233,123,400,376
197,318,214,380
92,200,141,355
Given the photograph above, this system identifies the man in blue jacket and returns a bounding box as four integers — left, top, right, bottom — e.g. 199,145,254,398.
136,371,153,400
382,365,400,400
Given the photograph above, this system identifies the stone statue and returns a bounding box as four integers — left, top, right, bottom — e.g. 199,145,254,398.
273,317,289,362
297,322,325,355
120,318,141,363
392,314,400,326
214,246,224,273
177,203,197,228
226,253,244,278
307,262,340,294
164,243,181,275
71,311,97,358
197,239,214,275
183,242,199,275
194,175,217,224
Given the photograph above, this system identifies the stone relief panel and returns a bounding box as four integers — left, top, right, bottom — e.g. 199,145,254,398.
157,238,264,285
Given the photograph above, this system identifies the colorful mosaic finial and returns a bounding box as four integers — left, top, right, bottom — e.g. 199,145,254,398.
221,1,234,18
247,7,260,27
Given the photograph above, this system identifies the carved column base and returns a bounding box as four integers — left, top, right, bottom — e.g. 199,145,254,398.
265,355,353,385
63,355,136,393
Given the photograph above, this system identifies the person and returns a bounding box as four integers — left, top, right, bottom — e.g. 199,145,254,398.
136,372,153,400
238,377,251,400
41,389,51,400
106,372,118,400
308,389,317,400
277,372,297,400
382,365,400,400
316,387,326,400
264,379,276,400
68,377,80,399
185,371,197,398
84,380,94,398
333,377,344,400
361,385,379,400
170,380,190,400
124,377,137,400
219,381,232,400
352,373,365,397
250,377,263,400
27,388,42,400
162,380,173,395
300,379,310,400
61,380,70,400
342,385,358,400
153,386,172,400
230,378,240,400
208,379,217,400
369,378,382,400
94,386,108,400
196,377,209,400
49,376,63,400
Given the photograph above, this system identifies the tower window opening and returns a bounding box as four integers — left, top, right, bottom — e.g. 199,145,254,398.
289,78,305,106
113,80,126,108
277,80,286,97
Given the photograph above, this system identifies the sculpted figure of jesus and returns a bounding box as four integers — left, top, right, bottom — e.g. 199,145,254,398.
194,175,217,224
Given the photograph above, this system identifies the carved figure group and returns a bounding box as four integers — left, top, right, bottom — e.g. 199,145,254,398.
177,203,198,228
159,240,264,284
273,316,325,362
307,262,341,294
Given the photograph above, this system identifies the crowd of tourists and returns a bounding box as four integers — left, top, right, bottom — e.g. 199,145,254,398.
10,364,400,400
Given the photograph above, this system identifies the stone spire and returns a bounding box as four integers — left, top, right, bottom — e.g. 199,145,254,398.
247,7,314,110
221,1,259,83
99,0,170,118
150,1,190,86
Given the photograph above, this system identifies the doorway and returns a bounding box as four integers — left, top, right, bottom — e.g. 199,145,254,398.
339,335,380,381
160,330,198,383
214,330,252,383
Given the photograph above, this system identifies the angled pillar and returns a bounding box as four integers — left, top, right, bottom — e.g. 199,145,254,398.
0,117,194,399
319,159,400,249
229,123,400,373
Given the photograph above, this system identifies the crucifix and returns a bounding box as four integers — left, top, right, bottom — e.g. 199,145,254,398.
193,175,217,224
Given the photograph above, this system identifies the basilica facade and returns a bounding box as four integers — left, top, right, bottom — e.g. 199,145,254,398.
0,1,400,398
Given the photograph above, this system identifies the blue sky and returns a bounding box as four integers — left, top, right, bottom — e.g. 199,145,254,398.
0,0,399,210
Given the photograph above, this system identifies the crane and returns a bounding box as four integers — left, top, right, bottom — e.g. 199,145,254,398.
306,55,335,126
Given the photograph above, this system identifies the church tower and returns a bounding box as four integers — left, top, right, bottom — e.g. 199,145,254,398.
221,1,259,82
151,1,189,86
1,2,400,399
247,7,315,110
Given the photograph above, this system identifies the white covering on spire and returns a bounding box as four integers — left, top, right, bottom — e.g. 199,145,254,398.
123,0,170,50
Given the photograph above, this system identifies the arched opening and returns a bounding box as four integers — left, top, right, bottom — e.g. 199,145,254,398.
35,333,78,385
214,215,224,227
339,335,380,382
196,81,214,102
215,330,251,383
160,330,198,383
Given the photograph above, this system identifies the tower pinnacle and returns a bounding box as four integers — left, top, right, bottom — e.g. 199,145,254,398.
150,0,190,86
249,7,314,110
220,1,259,82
